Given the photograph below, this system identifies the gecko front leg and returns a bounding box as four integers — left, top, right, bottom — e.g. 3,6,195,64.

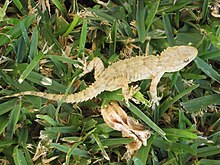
107,77,139,105
79,57,105,80
149,73,163,107
121,82,140,105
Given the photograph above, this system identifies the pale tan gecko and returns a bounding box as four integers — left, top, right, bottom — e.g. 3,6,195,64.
1,46,198,106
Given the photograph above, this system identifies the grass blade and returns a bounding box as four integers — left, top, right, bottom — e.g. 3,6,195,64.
92,134,110,160
0,0,10,21
136,0,146,42
18,51,44,83
160,84,199,117
0,99,17,115
26,71,67,92
12,0,27,15
197,146,220,157
51,0,67,15
13,146,28,165
29,27,38,59
145,0,160,33
0,15,35,46
65,142,82,165
109,21,117,55
63,14,80,36
20,20,30,46
6,101,22,139
0,115,8,134
135,135,155,164
201,0,209,22
181,94,220,112
200,50,220,60
198,159,220,165
162,14,175,46
50,143,89,157
194,57,220,83
16,37,26,63
125,102,166,139
78,19,87,58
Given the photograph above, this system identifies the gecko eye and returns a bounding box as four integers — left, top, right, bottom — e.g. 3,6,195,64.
183,58,189,62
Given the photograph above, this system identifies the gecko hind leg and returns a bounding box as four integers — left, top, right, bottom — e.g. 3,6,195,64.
76,57,105,80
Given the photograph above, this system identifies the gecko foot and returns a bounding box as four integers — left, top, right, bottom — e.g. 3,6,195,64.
150,97,160,109
123,85,140,106
73,56,89,77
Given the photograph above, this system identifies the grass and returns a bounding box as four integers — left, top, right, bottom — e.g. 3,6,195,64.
0,0,220,164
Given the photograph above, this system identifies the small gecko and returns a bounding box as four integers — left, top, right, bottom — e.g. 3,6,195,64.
1,46,198,106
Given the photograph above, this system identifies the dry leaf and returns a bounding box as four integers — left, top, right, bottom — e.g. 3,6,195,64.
101,102,151,159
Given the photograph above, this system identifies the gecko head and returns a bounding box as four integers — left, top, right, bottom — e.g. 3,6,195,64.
159,46,198,72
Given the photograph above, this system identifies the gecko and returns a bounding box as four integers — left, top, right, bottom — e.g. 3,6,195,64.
0,46,198,106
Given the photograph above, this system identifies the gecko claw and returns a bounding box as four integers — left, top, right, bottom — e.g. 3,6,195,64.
150,98,160,109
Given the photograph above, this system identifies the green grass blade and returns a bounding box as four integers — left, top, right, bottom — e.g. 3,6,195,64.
18,51,44,83
0,99,17,115
109,21,117,55
0,140,15,148
55,77,76,122
135,135,155,164
201,0,208,22
26,71,67,92
92,134,110,160
0,69,37,91
51,0,67,15
181,94,220,112
6,101,22,139
50,143,89,157
145,0,160,33
194,57,220,83
200,50,220,60
0,0,10,21
78,19,87,58
198,159,220,165
29,27,38,59
203,25,220,49
100,138,133,146
136,0,146,42
197,146,220,157
63,14,80,36
159,0,191,13
160,84,199,117
163,128,198,139
48,55,80,65
162,14,175,46
16,37,26,63
0,15,35,46
125,102,166,139
174,74,188,102
0,115,8,134
13,146,28,165
66,142,82,165
133,157,144,165
12,0,27,15
36,115,58,127
20,20,30,46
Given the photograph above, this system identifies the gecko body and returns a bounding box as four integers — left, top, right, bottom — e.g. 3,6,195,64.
1,46,198,105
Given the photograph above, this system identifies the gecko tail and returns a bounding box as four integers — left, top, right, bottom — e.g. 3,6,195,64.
0,91,65,101
65,82,105,103
0,81,105,103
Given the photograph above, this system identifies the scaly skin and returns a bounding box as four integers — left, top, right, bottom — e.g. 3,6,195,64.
0,46,198,106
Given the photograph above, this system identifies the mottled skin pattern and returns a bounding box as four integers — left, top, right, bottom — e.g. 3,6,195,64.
1,46,198,106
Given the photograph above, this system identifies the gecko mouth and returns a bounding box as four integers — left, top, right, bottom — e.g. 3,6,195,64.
184,58,190,63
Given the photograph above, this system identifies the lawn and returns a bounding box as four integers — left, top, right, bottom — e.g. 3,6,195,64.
0,0,220,164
